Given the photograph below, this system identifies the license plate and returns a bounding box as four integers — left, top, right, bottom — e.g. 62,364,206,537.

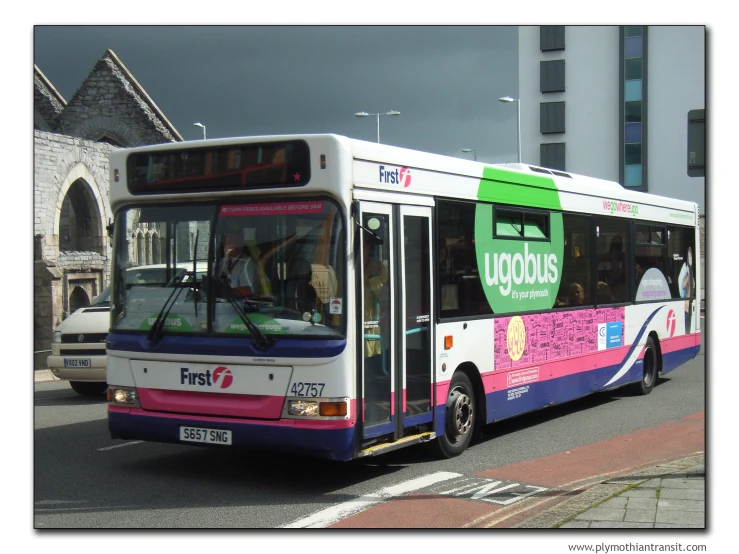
63,358,91,368
179,426,232,445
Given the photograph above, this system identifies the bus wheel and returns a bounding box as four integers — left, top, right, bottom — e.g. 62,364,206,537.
434,372,475,458
70,381,107,397
634,336,658,395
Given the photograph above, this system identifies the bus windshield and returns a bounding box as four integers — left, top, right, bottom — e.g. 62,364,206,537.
111,198,345,339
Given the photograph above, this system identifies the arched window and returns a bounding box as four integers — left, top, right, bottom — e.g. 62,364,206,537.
69,286,91,314
145,232,152,265
137,233,144,265
152,233,160,264
96,134,123,147
59,180,99,253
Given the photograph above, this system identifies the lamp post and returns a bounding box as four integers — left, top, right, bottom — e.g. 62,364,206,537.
498,96,521,163
193,122,206,140
354,110,401,143
461,148,477,161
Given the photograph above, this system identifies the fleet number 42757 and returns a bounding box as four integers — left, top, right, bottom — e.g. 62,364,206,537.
290,382,325,397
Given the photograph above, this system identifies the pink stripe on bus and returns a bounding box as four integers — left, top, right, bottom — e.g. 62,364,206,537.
138,388,286,419
660,333,699,354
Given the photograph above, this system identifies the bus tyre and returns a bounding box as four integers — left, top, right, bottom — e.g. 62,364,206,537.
634,336,658,396
435,372,475,458
70,381,108,397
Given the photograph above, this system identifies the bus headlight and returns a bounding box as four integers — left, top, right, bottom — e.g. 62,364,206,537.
288,400,318,417
52,331,62,344
108,386,138,406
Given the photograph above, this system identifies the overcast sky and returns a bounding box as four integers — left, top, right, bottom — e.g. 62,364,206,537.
33,25,519,163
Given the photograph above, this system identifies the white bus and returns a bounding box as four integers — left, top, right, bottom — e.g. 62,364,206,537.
106,134,701,460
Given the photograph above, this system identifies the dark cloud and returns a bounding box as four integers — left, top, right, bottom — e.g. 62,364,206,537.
34,25,519,161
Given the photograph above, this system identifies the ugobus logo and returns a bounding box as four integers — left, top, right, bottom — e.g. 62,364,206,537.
180,366,233,389
603,199,638,215
475,207,564,314
483,244,559,296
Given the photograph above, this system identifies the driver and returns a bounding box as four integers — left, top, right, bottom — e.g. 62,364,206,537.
221,221,260,298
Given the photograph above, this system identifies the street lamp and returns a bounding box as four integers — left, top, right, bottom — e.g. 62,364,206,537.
461,148,477,161
354,110,401,143
193,122,206,140
498,96,521,163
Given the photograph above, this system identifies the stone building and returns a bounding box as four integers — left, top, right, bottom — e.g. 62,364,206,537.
33,49,183,369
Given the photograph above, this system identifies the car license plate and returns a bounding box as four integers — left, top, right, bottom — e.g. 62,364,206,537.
63,358,91,368
179,426,232,445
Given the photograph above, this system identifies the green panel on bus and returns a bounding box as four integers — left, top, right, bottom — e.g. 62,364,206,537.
476,167,562,211
474,209,564,313
474,167,565,313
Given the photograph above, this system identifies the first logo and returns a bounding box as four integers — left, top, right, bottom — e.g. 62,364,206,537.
213,366,234,389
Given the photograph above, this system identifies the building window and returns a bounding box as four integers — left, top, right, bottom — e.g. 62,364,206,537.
540,26,565,51
625,101,642,122
540,142,566,171
625,144,642,165
624,81,642,102
620,26,648,191
687,109,705,177
624,165,642,186
625,123,641,143
540,101,565,134
541,60,565,93
624,58,642,80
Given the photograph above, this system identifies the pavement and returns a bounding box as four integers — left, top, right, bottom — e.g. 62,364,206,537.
514,452,705,529
34,369,59,383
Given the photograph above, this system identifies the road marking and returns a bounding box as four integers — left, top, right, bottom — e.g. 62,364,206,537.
428,475,549,504
281,471,461,528
97,441,143,451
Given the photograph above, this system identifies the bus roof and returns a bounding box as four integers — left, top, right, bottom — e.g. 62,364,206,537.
109,133,698,223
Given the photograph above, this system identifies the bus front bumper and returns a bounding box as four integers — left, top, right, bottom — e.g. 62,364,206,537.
108,407,357,461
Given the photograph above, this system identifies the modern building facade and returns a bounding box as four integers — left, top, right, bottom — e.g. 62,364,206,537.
518,25,706,304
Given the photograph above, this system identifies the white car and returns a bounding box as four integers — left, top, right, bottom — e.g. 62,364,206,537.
47,287,111,396
47,262,206,396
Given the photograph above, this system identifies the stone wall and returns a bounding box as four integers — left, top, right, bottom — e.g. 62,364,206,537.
33,259,63,370
58,53,179,146
33,132,115,368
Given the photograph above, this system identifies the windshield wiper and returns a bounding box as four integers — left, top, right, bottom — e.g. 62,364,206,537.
213,276,272,350
146,274,188,344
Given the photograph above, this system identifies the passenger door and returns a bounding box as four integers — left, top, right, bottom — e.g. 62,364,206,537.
359,202,433,443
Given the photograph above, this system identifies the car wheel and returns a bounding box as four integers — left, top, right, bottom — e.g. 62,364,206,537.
70,381,108,397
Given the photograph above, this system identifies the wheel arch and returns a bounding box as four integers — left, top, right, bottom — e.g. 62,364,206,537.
647,330,663,374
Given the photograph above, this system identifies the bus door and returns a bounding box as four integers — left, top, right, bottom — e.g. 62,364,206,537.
359,202,433,444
